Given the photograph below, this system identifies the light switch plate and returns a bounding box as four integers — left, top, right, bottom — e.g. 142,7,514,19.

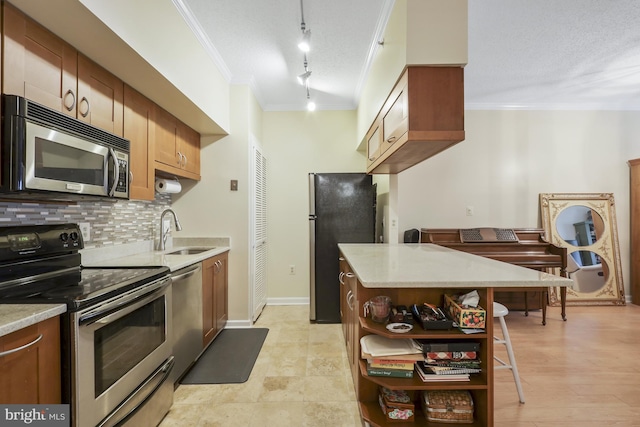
230,180,238,191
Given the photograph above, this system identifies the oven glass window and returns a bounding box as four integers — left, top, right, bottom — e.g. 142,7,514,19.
94,296,166,396
35,137,105,185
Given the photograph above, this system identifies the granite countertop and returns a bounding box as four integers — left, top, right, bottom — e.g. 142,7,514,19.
339,243,574,289
82,237,231,272
0,304,67,338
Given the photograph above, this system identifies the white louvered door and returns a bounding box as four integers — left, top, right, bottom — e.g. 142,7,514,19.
251,141,267,321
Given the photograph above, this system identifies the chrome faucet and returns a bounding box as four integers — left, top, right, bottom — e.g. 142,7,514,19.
159,208,182,251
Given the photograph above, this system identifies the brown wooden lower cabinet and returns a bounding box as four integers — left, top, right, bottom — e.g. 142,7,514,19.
0,316,61,404
340,252,493,427
202,251,229,348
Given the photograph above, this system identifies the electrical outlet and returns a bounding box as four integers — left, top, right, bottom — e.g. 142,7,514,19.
466,206,475,216
79,222,91,241
163,219,171,232
289,265,296,275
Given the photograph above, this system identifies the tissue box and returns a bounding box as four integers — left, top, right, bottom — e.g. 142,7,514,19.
378,387,415,422
444,294,486,329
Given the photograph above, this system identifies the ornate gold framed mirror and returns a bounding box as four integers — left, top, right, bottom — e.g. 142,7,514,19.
540,193,625,306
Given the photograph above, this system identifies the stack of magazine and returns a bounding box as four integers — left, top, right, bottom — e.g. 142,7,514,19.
413,340,481,382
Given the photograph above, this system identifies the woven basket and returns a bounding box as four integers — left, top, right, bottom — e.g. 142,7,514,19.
422,390,474,423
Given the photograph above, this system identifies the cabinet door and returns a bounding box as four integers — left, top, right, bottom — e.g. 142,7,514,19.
382,74,408,152
77,54,124,136
202,253,228,348
176,121,200,176
0,316,61,404
339,257,348,342
202,256,216,348
214,253,228,334
2,2,77,115
154,107,179,168
365,123,382,168
124,85,155,201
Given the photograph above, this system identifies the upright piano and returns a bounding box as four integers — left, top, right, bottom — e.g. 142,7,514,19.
420,227,568,325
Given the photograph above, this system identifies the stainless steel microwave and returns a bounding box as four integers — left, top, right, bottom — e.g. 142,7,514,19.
1,95,130,200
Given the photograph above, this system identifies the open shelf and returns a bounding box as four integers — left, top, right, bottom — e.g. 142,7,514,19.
360,401,485,427
360,317,487,340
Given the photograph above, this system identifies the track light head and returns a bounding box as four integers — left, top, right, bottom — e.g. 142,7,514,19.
297,70,312,85
298,30,311,52
306,100,316,111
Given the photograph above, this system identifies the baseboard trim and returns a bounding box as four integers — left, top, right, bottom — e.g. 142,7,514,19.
266,297,310,306
227,298,310,327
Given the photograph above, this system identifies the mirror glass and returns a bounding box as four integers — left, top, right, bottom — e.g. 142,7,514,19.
540,193,625,306
567,250,608,293
555,206,605,247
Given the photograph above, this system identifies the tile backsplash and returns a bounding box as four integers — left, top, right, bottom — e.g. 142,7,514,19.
0,194,171,249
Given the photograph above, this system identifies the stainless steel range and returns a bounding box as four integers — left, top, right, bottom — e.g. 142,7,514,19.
0,223,174,427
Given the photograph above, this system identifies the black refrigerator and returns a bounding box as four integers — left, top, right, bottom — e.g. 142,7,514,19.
309,173,376,323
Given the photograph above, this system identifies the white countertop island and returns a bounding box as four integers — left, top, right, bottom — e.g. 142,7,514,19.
338,243,573,289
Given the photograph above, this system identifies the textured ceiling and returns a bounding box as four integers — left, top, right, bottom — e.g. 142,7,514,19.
180,0,640,111
180,0,390,111
466,0,640,110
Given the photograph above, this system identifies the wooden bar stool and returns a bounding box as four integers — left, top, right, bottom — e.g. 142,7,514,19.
493,302,525,403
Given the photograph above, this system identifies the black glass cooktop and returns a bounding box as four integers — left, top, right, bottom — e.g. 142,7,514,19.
0,266,170,310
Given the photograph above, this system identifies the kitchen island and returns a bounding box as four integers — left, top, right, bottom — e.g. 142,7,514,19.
338,243,573,427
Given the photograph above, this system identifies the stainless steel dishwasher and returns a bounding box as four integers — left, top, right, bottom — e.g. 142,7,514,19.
169,263,203,384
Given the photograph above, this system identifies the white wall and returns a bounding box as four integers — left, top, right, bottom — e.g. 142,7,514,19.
397,109,640,297
173,85,262,323
262,110,366,301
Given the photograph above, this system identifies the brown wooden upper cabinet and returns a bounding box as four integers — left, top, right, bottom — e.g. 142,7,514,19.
365,66,465,174
2,3,124,136
155,107,201,181
124,85,156,201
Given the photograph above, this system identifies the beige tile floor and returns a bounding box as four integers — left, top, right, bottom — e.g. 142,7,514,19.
159,305,361,427
161,303,640,427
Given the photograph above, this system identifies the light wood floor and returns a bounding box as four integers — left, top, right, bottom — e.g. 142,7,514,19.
161,304,640,427
494,303,640,427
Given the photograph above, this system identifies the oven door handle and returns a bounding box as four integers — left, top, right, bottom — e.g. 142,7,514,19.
79,277,171,326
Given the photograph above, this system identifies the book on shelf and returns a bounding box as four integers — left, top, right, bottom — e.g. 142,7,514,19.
415,363,470,382
426,351,477,360
361,350,425,362
367,359,415,371
417,361,481,375
425,358,482,369
360,335,422,357
414,339,480,353
366,362,415,378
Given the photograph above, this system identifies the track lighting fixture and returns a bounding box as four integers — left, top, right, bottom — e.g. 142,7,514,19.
306,87,316,111
298,0,316,112
298,0,310,52
298,29,311,52
297,70,312,85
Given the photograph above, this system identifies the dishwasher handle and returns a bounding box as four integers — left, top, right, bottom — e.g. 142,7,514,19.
171,264,202,282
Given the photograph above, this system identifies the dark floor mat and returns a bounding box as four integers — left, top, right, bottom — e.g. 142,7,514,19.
180,328,268,384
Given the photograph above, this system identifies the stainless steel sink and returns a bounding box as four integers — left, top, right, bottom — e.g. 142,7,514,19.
165,247,215,255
